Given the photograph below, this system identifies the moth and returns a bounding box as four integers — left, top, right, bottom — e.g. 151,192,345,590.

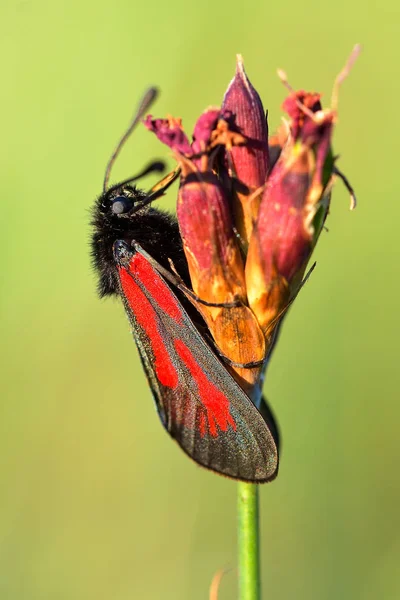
91,89,279,482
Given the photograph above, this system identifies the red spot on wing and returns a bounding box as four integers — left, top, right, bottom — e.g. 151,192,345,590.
174,339,237,438
130,254,184,324
119,266,178,388
198,412,207,437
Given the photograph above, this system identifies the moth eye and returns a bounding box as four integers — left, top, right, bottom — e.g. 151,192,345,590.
111,196,133,215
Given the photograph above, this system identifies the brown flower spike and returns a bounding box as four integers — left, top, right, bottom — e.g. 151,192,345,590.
145,46,359,400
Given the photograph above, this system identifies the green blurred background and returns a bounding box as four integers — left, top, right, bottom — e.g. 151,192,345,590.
1,0,398,598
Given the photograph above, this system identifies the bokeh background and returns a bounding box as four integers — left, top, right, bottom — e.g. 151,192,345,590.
1,0,398,598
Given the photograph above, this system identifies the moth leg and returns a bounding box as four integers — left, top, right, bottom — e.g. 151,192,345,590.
145,166,181,203
135,243,243,309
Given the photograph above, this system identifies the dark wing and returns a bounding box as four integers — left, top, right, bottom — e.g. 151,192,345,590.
117,244,278,483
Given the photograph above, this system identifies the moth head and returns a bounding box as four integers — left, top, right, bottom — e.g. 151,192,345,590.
101,184,147,220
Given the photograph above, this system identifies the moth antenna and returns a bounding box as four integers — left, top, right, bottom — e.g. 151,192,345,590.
103,87,159,192
331,44,361,113
104,161,165,198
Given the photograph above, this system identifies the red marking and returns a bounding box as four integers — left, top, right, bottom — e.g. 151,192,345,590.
174,339,237,438
119,267,178,388
198,412,207,438
130,254,183,324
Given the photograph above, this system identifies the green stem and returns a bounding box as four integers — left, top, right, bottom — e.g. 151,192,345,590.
238,482,261,600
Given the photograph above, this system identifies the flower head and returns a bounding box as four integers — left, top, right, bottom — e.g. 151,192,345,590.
145,47,359,398
145,108,266,394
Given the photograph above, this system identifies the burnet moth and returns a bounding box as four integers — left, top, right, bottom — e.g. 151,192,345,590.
91,89,279,483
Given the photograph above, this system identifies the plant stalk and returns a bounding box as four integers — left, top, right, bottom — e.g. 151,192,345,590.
238,482,261,600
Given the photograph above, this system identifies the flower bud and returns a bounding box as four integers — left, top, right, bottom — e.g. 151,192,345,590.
222,55,270,247
246,91,336,335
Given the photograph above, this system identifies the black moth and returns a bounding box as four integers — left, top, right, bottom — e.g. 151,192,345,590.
90,88,279,482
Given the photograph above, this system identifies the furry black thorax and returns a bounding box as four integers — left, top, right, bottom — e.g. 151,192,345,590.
91,184,189,297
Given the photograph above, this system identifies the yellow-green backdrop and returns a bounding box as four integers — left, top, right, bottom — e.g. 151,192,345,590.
1,0,398,598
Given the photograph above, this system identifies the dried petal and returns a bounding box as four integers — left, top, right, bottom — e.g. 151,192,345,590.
191,109,221,154
144,115,192,155
282,91,322,139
